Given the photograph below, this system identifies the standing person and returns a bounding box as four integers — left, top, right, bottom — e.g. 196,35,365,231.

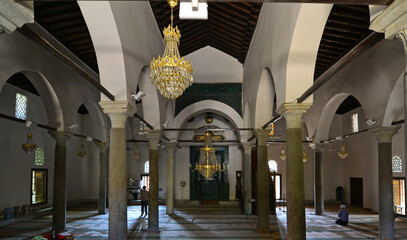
335,204,349,226
140,186,149,217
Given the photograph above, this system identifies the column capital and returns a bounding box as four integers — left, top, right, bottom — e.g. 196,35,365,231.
49,131,72,144
95,141,109,153
370,0,407,39
0,0,34,34
276,103,312,129
165,141,177,152
371,126,401,143
255,128,269,146
241,141,255,153
145,130,161,150
99,101,136,129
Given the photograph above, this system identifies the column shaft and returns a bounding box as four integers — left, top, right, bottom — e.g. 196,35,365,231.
378,142,394,239
108,128,127,239
277,103,311,240
255,129,269,233
242,142,254,215
51,132,70,233
96,142,108,214
149,148,159,230
314,148,324,215
166,144,176,214
286,128,306,239
100,100,136,240
146,130,161,231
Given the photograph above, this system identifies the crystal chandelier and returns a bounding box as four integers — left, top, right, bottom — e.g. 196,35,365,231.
22,127,36,154
150,0,193,99
303,146,308,163
338,143,348,159
191,131,225,179
78,138,88,159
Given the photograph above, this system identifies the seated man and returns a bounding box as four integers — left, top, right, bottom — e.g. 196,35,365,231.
335,204,349,226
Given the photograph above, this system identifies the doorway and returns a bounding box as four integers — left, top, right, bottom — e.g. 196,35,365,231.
393,178,405,215
350,177,363,207
190,146,229,202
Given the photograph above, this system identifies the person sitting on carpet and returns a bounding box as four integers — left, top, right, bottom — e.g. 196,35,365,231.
335,204,349,226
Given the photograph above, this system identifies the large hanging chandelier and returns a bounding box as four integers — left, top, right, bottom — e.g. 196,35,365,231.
338,143,348,159
22,127,37,154
191,131,225,179
150,0,193,99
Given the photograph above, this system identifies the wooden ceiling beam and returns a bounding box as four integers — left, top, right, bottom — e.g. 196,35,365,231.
40,12,82,24
208,19,246,38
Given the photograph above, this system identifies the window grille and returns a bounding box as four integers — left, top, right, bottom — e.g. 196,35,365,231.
392,155,402,173
144,161,149,173
15,93,27,120
268,160,277,172
35,148,45,166
351,113,359,133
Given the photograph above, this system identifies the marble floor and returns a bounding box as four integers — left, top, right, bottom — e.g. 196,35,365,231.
0,204,406,239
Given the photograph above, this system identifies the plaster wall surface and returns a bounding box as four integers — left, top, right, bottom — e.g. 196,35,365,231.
185,46,243,83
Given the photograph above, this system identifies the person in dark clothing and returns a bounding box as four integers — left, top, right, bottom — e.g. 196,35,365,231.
335,204,349,226
140,186,149,217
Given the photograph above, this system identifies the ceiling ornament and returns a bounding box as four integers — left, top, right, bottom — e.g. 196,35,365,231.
303,146,308,163
22,126,37,154
78,138,88,159
279,147,286,160
191,131,225,179
150,0,193,99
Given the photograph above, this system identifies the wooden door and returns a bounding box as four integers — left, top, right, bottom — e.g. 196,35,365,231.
350,177,363,207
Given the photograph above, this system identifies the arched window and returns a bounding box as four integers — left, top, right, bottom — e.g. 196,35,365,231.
392,155,402,173
268,160,277,172
144,161,149,173
35,148,45,166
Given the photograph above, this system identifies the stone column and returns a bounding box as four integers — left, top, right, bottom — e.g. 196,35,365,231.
145,130,161,231
95,142,108,214
242,142,254,215
254,129,270,233
49,131,71,233
100,101,136,240
372,126,400,240
165,141,177,215
314,143,325,216
277,103,311,240
370,1,407,225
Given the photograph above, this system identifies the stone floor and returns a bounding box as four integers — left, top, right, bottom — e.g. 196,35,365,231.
0,204,406,239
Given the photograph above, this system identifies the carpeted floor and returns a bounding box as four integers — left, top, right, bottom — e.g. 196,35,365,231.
0,204,406,239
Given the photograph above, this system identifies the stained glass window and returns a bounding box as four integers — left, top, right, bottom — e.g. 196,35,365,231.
268,160,277,172
351,113,359,133
392,155,402,173
35,148,45,166
269,123,274,136
15,93,27,120
144,161,149,173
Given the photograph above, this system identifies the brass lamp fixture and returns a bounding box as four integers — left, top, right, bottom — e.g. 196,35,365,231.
134,143,141,159
191,131,225,179
279,146,286,160
150,0,193,99
303,146,308,163
22,127,36,154
77,138,88,159
338,143,348,159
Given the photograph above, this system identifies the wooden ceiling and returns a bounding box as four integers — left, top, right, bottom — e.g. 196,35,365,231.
314,4,371,80
149,2,262,63
34,1,99,74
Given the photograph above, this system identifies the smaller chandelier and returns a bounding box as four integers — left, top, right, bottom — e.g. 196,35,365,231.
191,131,225,179
22,128,36,154
78,138,88,159
150,0,193,99
279,147,286,160
338,144,348,159
303,146,308,163
134,143,141,159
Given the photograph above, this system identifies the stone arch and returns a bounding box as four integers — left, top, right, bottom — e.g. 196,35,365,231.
138,65,161,129
175,100,243,139
255,68,276,128
2,71,64,131
243,101,253,140
285,4,332,102
383,73,404,126
78,1,127,100
315,93,366,142
72,101,109,142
